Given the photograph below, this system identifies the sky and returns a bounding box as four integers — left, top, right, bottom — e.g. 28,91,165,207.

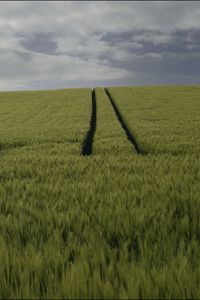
0,1,200,91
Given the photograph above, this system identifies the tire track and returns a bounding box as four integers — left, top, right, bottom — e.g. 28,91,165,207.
105,88,143,155
0,142,27,154
81,89,96,156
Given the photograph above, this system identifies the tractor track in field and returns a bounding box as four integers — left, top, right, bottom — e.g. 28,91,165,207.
0,142,27,155
81,89,96,156
105,88,143,155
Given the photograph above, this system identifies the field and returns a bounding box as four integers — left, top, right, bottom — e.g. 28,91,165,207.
0,86,200,298
106,86,200,155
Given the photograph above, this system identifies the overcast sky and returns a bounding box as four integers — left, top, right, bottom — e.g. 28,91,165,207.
0,1,200,91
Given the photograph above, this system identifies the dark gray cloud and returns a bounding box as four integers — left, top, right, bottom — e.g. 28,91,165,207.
99,29,200,59
0,1,200,91
20,33,58,55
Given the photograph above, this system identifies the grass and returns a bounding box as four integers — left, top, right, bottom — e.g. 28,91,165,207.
107,85,200,155
0,88,91,152
0,86,200,298
93,88,134,155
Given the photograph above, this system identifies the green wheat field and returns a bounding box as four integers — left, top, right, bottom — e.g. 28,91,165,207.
0,85,200,299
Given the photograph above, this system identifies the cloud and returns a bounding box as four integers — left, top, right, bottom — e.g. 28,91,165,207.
0,49,131,90
0,1,200,90
20,33,58,55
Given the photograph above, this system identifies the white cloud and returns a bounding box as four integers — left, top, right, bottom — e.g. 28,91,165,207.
132,31,173,45
0,49,131,91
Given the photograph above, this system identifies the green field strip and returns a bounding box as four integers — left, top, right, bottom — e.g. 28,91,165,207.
107,86,200,155
92,87,135,156
0,88,91,154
